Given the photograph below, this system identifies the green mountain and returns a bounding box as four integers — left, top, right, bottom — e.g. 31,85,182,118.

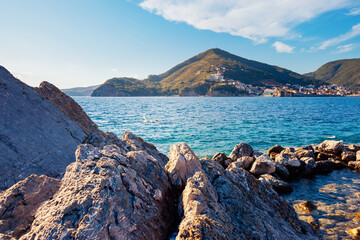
92,48,325,97
62,85,100,96
305,58,360,91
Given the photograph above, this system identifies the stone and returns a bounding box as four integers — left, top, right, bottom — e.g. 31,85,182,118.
341,151,356,162
293,201,317,214
236,156,254,170
259,174,293,194
274,162,290,180
314,160,335,174
250,154,276,175
318,140,343,155
229,143,253,160
211,152,231,168
316,152,336,161
165,142,202,191
275,150,301,168
348,144,360,152
329,158,347,169
20,144,174,240
267,145,284,160
0,174,61,239
300,157,316,176
226,161,244,171
296,148,315,159
348,161,360,170
349,227,360,238
357,150,360,161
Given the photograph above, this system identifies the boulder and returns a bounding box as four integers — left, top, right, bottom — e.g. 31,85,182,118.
314,160,335,174
357,150,360,161
250,154,276,175
275,150,300,168
318,140,343,155
236,156,254,170
165,142,202,191
300,157,316,176
274,162,290,180
293,201,317,214
296,148,315,159
0,175,61,238
347,144,360,152
267,145,284,156
329,159,347,169
316,152,336,161
348,161,360,170
211,152,231,168
229,143,253,160
226,161,244,171
20,144,174,240
259,174,293,194
341,151,356,162
349,227,360,238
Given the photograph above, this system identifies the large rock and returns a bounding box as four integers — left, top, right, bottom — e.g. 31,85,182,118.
211,152,232,168
236,156,254,170
229,143,253,160
176,158,318,239
318,140,343,155
267,145,284,160
300,157,316,176
341,151,356,162
0,66,87,190
165,142,202,191
0,175,61,238
250,154,276,175
275,150,301,168
20,144,174,240
357,150,360,161
296,148,315,159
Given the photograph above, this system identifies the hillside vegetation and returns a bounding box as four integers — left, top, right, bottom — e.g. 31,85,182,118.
305,58,360,91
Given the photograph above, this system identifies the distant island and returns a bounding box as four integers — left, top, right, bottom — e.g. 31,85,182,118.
63,49,360,97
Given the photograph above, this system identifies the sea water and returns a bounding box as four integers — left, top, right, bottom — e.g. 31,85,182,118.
75,96,360,238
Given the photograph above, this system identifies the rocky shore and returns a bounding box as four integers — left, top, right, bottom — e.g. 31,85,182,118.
1,65,359,239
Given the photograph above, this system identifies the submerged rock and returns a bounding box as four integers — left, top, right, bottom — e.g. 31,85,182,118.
229,143,253,160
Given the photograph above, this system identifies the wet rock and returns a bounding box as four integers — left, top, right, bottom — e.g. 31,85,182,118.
267,145,284,160
315,160,335,174
300,157,316,176
348,144,360,152
259,174,293,194
318,140,343,155
349,227,360,238
275,150,301,168
20,144,174,240
250,154,276,175
294,201,317,214
236,156,254,170
211,152,231,168
341,151,356,162
357,150,360,161
229,143,253,160
274,162,290,180
166,142,202,191
0,175,61,238
329,159,347,169
348,161,360,170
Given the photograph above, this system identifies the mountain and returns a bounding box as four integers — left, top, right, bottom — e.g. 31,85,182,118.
62,84,99,96
305,58,360,91
92,48,325,97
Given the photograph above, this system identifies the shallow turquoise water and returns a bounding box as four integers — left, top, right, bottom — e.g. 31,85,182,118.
74,96,360,157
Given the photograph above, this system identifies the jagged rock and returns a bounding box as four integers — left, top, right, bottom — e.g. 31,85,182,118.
229,143,253,160
20,144,174,240
296,148,315,159
123,131,168,166
176,158,318,240
348,161,360,170
318,140,343,155
275,150,301,168
267,145,284,160
236,156,254,170
166,143,202,191
0,66,87,190
259,174,293,194
300,157,316,176
314,160,335,174
341,151,356,162
274,162,290,180
250,154,276,175
0,175,61,238
211,152,231,168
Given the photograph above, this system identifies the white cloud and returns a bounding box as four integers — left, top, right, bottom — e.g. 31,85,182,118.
139,0,352,43
337,44,356,53
319,23,360,50
111,68,119,72
347,7,360,15
272,41,295,53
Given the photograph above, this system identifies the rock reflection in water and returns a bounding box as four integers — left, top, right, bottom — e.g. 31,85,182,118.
282,169,360,239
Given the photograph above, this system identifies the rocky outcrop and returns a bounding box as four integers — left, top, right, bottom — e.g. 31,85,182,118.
19,144,174,240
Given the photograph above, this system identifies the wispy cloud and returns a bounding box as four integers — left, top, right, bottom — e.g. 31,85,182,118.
347,7,360,15
139,0,352,43
319,23,360,50
272,41,295,53
337,44,356,53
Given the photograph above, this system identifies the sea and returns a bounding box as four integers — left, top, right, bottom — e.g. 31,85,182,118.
75,96,360,239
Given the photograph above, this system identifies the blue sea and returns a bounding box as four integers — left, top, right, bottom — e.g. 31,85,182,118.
74,96,360,157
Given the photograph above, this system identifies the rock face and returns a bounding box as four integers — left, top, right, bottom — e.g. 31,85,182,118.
0,66,88,190
20,144,174,240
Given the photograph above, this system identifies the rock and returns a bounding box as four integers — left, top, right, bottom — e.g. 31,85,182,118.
341,151,356,162
348,161,360,170
293,201,317,214
274,162,290,180
20,144,174,240
226,161,244,171
177,159,319,240
316,152,336,161
259,174,293,194
165,142,202,191
236,156,254,170
357,150,360,161
0,174,61,238
318,140,343,155
211,152,231,168
275,150,301,168
349,227,360,238
348,144,360,152
267,145,284,158
0,66,87,190
250,154,276,175
296,148,315,159
229,143,253,160
314,160,335,174
300,157,316,176
329,158,347,169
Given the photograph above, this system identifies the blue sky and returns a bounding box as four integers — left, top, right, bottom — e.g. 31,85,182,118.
0,0,359,88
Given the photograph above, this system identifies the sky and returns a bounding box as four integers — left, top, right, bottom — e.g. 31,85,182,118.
0,0,359,88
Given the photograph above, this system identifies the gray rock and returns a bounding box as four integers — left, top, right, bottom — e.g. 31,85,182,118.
229,143,253,160
250,154,276,175
318,140,343,155
259,174,293,194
